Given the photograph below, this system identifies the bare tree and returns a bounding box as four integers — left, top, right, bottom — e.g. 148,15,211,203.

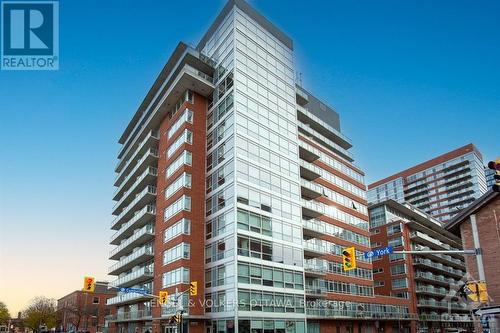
22,297,57,332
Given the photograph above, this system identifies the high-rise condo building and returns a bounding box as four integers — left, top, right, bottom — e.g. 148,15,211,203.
107,1,416,333
367,144,487,223
368,200,473,333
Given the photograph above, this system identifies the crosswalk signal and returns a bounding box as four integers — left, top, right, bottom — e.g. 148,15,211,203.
342,247,357,271
83,276,95,292
190,281,198,296
159,291,168,305
487,159,500,192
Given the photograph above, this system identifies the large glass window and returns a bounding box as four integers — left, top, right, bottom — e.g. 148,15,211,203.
167,129,193,158
164,218,190,242
164,195,191,221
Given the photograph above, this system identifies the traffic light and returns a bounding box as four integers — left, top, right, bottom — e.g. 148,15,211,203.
487,159,500,192
463,281,488,303
83,276,95,292
190,281,198,296
342,247,357,271
159,291,168,305
168,313,181,325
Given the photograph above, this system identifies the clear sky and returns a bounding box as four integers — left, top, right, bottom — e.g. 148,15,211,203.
0,0,499,316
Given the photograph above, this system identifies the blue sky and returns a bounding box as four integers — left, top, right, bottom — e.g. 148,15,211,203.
0,0,499,315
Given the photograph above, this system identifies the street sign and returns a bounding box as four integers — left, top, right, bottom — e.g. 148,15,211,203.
119,287,149,295
474,306,500,317
364,246,393,259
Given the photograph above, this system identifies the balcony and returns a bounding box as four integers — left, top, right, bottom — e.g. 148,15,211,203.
302,219,326,238
304,259,328,277
301,199,324,218
296,105,352,149
298,141,320,163
296,86,309,106
412,245,465,269
118,45,215,162
115,129,159,175
305,286,327,298
413,257,464,278
414,271,457,287
108,246,154,276
109,224,155,260
106,292,153,306
419,313,473,322
306,308,417,320
111,185,157,230
110,266,154,288
113,167,158,215
107,309,152,322
298,122,353,162
417,300,467,310
303,240,327,257
301,179,323,199
114,147,159,195
299,160,322,181
415,286,448,297
110,204,156,245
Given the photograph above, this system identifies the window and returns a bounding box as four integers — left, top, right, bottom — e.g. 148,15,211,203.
167,129,193,158
388,236,403,248
166,151,192,178
392,278,407,289
387,223,402,236
165,172,192,199
164,195,191,221
162,267,189,288
390,264,406,276
389,253,405,262
374,281,384,287
373,268,384,274
237,235,303,267
237,263,303,290
168,109,193,139
163,242,190,265
164,218,190,242
92,297,99,304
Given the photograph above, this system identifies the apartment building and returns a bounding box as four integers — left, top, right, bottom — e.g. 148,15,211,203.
368,200,473,333
58,282,116,333
367,145,488,223
107,1,415,333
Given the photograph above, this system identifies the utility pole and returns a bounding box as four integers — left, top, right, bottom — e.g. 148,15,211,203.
470,214,486,282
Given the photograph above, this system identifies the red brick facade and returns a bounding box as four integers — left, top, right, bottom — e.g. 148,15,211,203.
58,287,116,333
152,92,207,333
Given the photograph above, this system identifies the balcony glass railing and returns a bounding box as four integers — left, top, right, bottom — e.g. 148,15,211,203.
304,259,329,273
111,186,157,227
116,129,159,172
417,299,467,310
113,167,158,211
106,292,152,306
298,122,353,161
108,246,154,274
115,147,159,193
306,308,417,320
413,258,464,276
110,266,154,288
109,224,154,258
110,204,156,243
297,105,352,145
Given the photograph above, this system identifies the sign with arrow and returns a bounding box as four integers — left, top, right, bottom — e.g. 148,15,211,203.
364,246,393,259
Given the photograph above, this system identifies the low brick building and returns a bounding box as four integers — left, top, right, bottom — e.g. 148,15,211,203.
57,282,116,333
446,190,500,332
